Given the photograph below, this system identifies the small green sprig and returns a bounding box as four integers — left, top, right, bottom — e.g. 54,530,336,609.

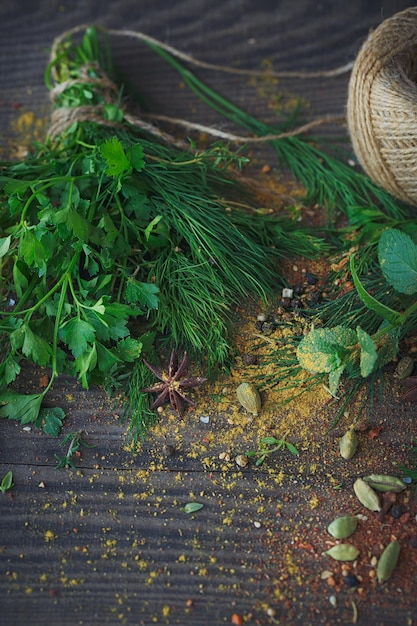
0,470,13,493
297,227,417,395
55,430,95,469
247,435,299,466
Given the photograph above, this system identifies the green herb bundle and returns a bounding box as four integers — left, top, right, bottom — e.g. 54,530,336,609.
0,27,323,440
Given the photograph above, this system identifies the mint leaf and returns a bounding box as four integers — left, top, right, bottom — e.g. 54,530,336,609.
60,318,96,358
378,228,417,295
328,365,345,396
0,391,43,424
100,137,131,178
356,326,378,377
297,326,356,373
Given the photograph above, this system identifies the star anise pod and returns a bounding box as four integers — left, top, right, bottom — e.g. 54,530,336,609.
142,349,207,416
398,376,417,402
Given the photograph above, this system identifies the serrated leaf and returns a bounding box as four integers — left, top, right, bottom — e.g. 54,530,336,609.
328,365,345,396
38,407,66,436
116,337,143,362
4,357,21,385
22,325,52,367
67,208,91,241
124,279,159,310
379,228,417,294
127,143,145,172
60,318,96,359
0,391,43,424
19,229,47,273
375,322,400,367
100,137,131,178
297,326,356,374
356,326,378,377
182,502,204,514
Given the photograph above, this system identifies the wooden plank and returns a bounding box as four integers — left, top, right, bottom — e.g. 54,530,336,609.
1,2,417,625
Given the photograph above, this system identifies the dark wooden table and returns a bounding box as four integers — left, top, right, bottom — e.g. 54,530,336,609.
1,2,416,625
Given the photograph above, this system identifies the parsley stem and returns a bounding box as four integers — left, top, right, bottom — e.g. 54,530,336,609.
3,247,82,317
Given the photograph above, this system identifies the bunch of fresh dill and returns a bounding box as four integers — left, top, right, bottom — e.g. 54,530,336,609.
0,27,326,442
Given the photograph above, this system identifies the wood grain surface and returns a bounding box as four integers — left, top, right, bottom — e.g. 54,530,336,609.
1,2,416,626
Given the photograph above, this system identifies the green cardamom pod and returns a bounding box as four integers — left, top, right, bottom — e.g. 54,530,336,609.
324,544,360,561
339,429,358,459
363,474,407,493
353,478,381,512
377,541,401,583
394,356,414,379
327,515,358,539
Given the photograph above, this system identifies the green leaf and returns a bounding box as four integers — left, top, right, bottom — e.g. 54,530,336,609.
59,318,96,358
22,325,52,367
182,502,204,514
91,298,106,315
100,137,131,178
0,235,11,258
0,391,43,424
75,344,97,388
96,342,121,372
138,331,156,353
12,261,29,299
0,471,13,494
38,406,66,437
260,436,280,446
4,357,21,385
19,229,47,273
379,228,417,294
297,326,356,374
328,365,345,396
285,442,299,456
116,337,143,362
144,215,163,241
356,326,378,378
67,209,91,241
127,143,145,172
350,255,403,326
124,279,159,310
375,322,400,367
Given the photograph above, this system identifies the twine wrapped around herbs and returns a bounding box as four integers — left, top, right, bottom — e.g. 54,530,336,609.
47,25,345,148
347,7,417,205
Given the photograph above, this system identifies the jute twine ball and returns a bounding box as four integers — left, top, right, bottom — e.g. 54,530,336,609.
347,7,417,205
